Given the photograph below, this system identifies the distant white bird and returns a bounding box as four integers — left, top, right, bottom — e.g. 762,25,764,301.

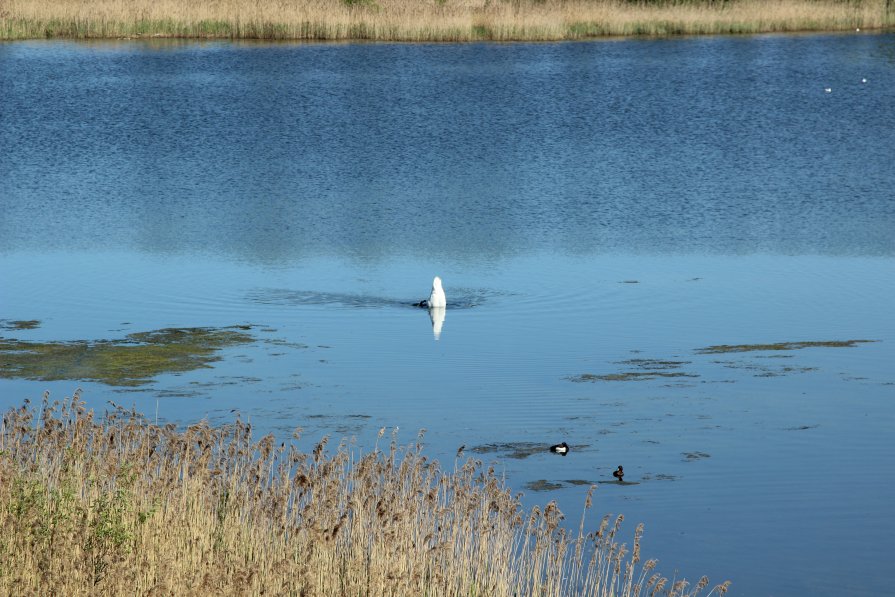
824,87,832,93
861,78,867,83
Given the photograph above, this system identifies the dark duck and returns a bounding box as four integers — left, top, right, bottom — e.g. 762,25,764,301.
613,465,624,481
549,442,569,455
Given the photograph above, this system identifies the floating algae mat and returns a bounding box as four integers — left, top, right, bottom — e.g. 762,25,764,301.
569,341,878,383
695,340,877,354
569,372,699,382
471,442,549,460
0,326,253,386
0,319,41,331
524,479,565,492
471,442,591,460
569,359,698,383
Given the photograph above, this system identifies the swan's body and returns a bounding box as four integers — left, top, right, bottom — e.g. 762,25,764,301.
413,277,447,339
427,276,446,308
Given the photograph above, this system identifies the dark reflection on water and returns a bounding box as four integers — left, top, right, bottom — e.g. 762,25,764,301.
2,34,894,260
248,287,492,309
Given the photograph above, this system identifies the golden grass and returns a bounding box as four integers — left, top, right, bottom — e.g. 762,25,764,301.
0,0,892,40
0,390,730,595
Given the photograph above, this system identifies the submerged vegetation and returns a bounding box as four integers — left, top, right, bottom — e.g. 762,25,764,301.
471,441,574,459
0,391,729,595
570,371,698,382
0,320,41,331
570,359,698,382
0,0,892,40
572,340,878,382
0,327,254,386
696,339,877,354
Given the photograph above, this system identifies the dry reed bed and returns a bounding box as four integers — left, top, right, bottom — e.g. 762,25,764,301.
0,390,730,596
0,0,891,40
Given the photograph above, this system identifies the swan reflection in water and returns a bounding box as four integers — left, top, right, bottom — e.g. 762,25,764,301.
428,306,445,340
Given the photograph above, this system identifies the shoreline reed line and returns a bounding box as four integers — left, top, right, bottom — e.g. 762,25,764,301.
0,390,730,595
1,0,893,41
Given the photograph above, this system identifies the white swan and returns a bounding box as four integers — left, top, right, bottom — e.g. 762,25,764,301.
427,276,446,308
414,276,446,339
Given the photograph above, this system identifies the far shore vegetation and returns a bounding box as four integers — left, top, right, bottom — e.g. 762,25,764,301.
1,0,892,41
0,390,730,595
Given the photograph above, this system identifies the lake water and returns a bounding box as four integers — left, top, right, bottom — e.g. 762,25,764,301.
2,33,894,596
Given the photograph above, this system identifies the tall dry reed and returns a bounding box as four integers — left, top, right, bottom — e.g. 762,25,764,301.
0,390,730,595
1,0,892,40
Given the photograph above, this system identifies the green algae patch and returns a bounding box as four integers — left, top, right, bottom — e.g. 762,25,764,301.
570,371,698,382
524,479,564,492
570,357,698,382
0,327,253,386
472,442,547,460
0,320,41,331
471,442,588,459
524,479,614,490
713,359,818,377
641,473,678,481
616,358,691,370
696,340,877,354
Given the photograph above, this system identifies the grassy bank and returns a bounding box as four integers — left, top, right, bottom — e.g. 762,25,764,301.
0,0,892,41
0,390,729,595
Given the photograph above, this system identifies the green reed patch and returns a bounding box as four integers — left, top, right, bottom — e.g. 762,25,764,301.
0,327,253,386
696,340,877,354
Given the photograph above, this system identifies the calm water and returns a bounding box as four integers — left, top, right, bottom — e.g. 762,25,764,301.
2,34,895,596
